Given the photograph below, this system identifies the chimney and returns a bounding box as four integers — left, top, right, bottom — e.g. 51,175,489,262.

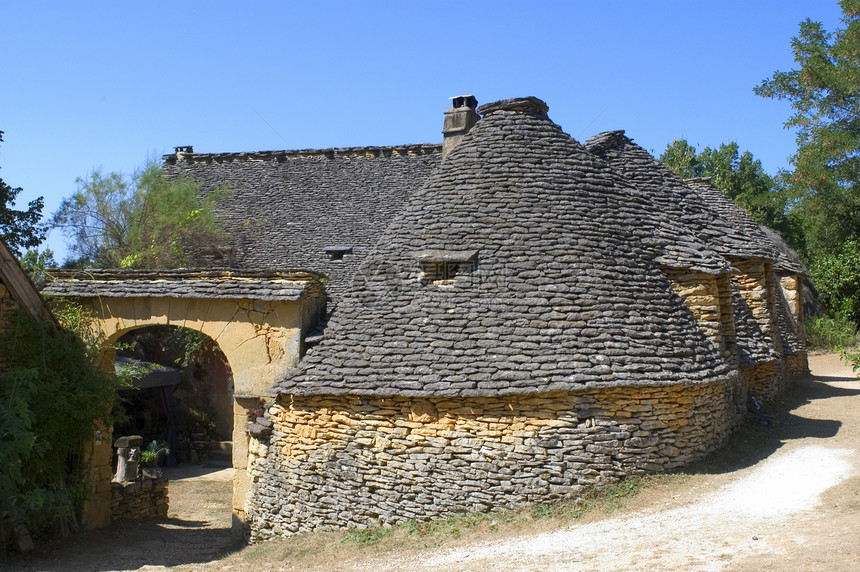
442,95,479,158
174,145,194,160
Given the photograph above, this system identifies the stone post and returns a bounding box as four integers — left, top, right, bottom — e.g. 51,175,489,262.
114,435,143,482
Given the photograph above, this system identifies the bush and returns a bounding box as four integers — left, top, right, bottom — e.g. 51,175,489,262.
809,240,860,324
0,310,122,551
804,314,859,350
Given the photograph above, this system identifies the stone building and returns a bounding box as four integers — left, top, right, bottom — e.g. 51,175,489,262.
204,97,804,540
585,132,806,400
50,95,807,538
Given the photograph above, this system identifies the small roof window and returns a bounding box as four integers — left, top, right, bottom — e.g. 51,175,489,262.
324,246,353,261
412,249,478,286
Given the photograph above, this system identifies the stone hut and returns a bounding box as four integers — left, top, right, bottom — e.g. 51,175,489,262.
585,132,802,401
684,177,809,385
242,97,750,540
147,95,811,540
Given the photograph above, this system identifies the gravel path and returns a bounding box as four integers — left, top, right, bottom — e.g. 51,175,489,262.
378,445,853,571
350,352,860,571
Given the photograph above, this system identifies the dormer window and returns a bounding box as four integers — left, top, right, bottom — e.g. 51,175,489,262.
324,246,353,261
412,249,478,286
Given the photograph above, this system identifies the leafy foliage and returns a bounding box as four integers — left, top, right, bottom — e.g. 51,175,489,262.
659,139,798,244
755,0,860,202
804,314,859,350
0,309,122,547
0,131,46,255
807,239,860,321
52,159,227,269
755,1,860,321
17,249,56,283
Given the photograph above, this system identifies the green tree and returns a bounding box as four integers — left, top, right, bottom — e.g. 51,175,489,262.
659,139,797,244
18,248,57,282
52,159,227,268
0,131,45,255
755,0,860,253
755,0,860,322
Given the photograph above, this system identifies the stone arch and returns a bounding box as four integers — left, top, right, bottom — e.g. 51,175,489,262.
42,269,327,535
92,296,308,396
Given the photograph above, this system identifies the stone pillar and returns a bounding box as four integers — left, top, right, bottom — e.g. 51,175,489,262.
80,425,113,529
780,275,803,323
114,435,143,482
231,396,257,542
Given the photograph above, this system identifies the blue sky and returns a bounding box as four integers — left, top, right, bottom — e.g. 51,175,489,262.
0,1,845,261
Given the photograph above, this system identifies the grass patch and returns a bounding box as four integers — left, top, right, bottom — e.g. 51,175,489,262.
341,526,397,546
217,474,686,570
339,476,652,550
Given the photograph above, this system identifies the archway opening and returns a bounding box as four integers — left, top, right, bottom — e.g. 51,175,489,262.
112,325,234,467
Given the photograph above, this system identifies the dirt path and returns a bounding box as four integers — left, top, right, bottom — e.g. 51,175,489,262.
354,352,860,572
10,353,860,571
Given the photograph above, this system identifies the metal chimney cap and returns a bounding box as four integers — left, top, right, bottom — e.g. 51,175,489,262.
449,95,478,110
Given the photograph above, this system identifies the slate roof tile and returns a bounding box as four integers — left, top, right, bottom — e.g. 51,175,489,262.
585,131,780,263
275,97,736,398
161,144,442,295
42,269,323,301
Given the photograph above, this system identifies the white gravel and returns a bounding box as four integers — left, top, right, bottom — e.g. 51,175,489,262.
366,445,854,572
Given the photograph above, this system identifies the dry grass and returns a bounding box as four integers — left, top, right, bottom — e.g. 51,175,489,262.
211,474,686,571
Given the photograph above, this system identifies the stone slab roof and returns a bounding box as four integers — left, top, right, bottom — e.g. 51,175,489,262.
683,177,806,275
585,132,780,263
756,222,808,276
275,97,735,398
161,144,442,295
42,269,324,301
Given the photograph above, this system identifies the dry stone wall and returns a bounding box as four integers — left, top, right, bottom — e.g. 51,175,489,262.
246,379,739,541
664,269,730,357
780,276,803,322
740,361,784,402
731,260,792,401
110,476,168,520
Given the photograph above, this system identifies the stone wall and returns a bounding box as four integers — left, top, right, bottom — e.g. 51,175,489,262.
111,475,169,520
246,378,740,541
664,269,730,356
784,353,809,379
732,261,779,348
732,260,792,401
779,275,803,323
715,274,738,364
740,360,783,402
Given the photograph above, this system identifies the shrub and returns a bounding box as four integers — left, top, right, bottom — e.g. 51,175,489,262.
804,314,859,350
0,310,122,551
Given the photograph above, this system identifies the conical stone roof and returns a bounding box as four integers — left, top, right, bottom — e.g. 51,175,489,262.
585,131,780,263
275,97,735,398
684,177,806,275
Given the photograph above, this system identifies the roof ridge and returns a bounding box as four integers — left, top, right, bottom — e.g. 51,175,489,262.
162,143,442,164
477,96,549,117
583,130,628,154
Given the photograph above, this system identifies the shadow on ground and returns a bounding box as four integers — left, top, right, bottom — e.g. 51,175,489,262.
8,463,238,572
680,372,860,476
